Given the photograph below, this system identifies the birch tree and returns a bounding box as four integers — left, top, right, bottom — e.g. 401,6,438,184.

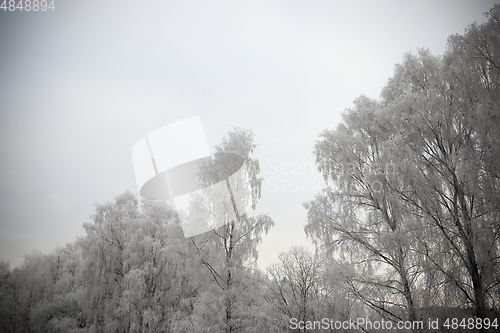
304,94,422,326
187,128,274,333
306,5,500,323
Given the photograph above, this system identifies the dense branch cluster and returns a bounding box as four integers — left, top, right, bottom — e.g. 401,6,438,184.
305,5,500,331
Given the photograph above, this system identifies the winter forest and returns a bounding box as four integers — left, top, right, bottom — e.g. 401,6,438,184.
1,5,500,333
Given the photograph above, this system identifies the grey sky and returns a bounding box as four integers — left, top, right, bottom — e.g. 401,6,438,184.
0,0,497,269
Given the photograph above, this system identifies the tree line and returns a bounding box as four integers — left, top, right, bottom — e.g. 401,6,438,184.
1,4,499,332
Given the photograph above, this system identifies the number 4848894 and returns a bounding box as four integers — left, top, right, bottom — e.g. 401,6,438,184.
1,0,55,11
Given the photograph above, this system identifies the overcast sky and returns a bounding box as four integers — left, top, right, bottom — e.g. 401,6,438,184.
0,0,497,269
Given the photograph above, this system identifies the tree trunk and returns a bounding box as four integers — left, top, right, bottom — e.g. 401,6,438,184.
398,244,418,333
224,178,240,333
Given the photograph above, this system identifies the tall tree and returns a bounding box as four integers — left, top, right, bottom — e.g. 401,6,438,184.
187,128,274,333
305,94,422,327
306,5,500,324
382,22,500,316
